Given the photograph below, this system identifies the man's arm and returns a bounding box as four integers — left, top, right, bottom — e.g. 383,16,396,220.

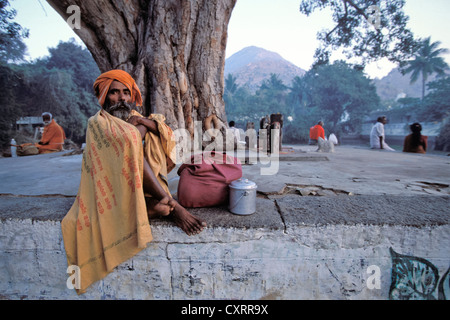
40,126,56,145
128,116,159,139
379,136,383,149
319,127,325,139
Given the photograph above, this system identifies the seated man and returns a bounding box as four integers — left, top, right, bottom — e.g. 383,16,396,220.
61,69,206,294
370,116,395,151
309,121,325,145
228,120,245,150
36,112,66,154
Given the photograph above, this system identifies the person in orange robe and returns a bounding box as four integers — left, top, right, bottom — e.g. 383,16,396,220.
62,69,207,294
309,121,325,145
36,112,66,154
94,69,206,234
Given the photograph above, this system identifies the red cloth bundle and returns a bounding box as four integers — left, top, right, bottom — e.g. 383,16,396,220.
177,152,242,208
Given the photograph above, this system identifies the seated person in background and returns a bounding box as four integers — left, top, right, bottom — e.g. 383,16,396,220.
228,120,246,149
403,122,427,154
36,112,66,154
309,121,325,145
370,116,395,151
229,121,240,142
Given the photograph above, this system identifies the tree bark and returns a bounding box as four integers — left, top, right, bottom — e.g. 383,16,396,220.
46,0,236,138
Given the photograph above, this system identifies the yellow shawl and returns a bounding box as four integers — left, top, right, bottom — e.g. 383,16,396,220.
61,109,176,294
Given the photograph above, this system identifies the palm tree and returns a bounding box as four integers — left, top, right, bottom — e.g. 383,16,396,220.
403,37,449,100
224,73,239,95
260,74,287,92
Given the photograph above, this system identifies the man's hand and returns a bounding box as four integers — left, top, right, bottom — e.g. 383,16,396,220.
127,115,142,126
127,116,148,139
127,116,159,139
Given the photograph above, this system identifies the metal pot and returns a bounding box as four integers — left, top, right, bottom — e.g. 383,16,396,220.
229,178,257,215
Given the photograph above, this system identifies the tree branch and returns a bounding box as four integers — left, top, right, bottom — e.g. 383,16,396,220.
344,0,369,21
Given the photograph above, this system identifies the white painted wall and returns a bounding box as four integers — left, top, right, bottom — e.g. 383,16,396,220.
1,218,448,300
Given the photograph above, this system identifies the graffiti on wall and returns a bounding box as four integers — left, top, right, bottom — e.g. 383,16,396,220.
389,248,449,300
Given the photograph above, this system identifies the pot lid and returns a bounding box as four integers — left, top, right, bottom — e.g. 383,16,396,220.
230,178,257,190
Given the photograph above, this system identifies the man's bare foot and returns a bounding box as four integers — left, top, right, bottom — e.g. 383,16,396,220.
169,202,207,236
146,197,206,236
146,197,174,218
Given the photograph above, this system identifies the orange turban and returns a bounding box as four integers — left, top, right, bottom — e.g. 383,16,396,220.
93,69,143,107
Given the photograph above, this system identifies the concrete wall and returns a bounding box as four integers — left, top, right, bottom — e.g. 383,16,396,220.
358,121,441,149
0,196,449,300
361,121,442,138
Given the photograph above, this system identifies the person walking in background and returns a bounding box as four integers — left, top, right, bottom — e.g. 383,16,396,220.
403,122,428,154
309,121,325,145
370,116,395,151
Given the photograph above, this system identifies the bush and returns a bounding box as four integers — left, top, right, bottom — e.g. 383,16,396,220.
435,121,450,152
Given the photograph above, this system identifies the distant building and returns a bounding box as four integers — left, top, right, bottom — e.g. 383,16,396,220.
16,117,44,139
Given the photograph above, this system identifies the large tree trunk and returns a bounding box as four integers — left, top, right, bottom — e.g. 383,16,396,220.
47,0,236,139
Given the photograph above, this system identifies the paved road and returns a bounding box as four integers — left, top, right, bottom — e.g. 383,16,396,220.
0,145,449,197
0,145,448,228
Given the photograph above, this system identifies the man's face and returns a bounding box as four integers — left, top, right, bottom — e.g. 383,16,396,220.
107,80,132,105
42,115,51,126
381,117,387,125
104,81,134,121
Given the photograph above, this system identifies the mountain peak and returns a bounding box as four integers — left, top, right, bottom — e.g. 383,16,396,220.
226,46,285,72
225,46,305,91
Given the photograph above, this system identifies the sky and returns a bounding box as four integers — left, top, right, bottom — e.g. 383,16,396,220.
9,0,450,79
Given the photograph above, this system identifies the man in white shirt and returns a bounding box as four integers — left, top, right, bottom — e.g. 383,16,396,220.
228,121,246,150
370,116,395,151
229,121,241,142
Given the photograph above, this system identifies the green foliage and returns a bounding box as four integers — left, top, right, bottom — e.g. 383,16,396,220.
299,61,380,136
224,73,286,129
20,66,95,141
224,61,380,143
402,37,449,99
386,76,450,123
224,73,238,95
422,76,450,121
299,0,419,67
0,0,29,63
435,121,450,152
46,39,100,91
0,63,24,147
0,39,100,149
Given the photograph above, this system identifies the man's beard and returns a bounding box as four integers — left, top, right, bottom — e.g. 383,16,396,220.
104,101,134,121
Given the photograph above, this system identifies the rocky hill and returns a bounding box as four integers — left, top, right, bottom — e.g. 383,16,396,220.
225,46,306,92
373,68,432,101
225,46,439,102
